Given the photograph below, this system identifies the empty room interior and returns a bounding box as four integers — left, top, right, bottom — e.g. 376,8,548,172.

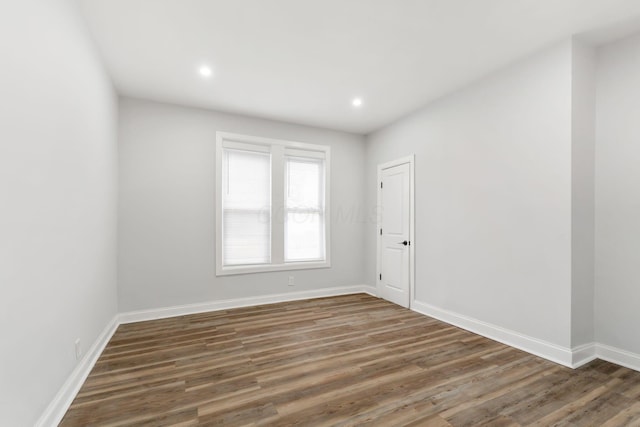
4,0,640,425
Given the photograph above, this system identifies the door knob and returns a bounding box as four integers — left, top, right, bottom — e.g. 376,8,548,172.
398,240,409,246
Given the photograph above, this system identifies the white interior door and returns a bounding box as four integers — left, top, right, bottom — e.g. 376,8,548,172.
378,162,411,308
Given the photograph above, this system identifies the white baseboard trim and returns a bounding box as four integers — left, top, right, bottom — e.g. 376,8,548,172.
119,285,374,324
411,300,574,368
35,315,119,427
597,343,640,372
361,285,378,297
410,301,640,372
571,342,597,368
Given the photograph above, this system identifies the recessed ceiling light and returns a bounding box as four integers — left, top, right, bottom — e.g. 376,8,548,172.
199,65,213,78
352,98,363,107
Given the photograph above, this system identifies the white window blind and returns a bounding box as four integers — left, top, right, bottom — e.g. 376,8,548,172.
285,156,325,262
222,148,271,266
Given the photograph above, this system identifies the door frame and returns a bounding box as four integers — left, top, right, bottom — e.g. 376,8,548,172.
376,155,415,308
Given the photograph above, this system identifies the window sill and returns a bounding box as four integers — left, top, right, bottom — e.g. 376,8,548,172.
216,260,331,276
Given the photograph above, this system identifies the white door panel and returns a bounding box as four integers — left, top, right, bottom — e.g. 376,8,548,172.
382,247,403,290
378,162,411,308
382,172,404,235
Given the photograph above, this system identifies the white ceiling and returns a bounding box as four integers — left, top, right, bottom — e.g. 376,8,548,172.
79,0,640,134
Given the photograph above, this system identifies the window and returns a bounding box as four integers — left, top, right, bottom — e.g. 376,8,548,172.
216,132,330,275
285,156,325,262
222,148,271,266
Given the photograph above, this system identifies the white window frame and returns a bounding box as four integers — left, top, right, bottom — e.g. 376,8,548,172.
216,132,331,276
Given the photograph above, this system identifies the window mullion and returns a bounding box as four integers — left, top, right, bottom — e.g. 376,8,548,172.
271,145,285,265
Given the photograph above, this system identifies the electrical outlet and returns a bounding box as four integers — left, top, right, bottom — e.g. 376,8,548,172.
75,338,82,360
288,276,295,286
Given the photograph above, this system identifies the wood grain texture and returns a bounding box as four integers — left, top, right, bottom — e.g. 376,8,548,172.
60,294,640,426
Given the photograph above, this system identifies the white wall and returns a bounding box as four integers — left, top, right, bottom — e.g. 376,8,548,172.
570,40,596,348
595,32,640,355
365,41,574,348
0,0,118,425
118,98,366,312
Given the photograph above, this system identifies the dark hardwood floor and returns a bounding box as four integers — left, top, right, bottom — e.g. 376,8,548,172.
60,294,640,426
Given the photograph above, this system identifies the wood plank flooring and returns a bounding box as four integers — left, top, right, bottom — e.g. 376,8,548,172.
60,294,640,426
